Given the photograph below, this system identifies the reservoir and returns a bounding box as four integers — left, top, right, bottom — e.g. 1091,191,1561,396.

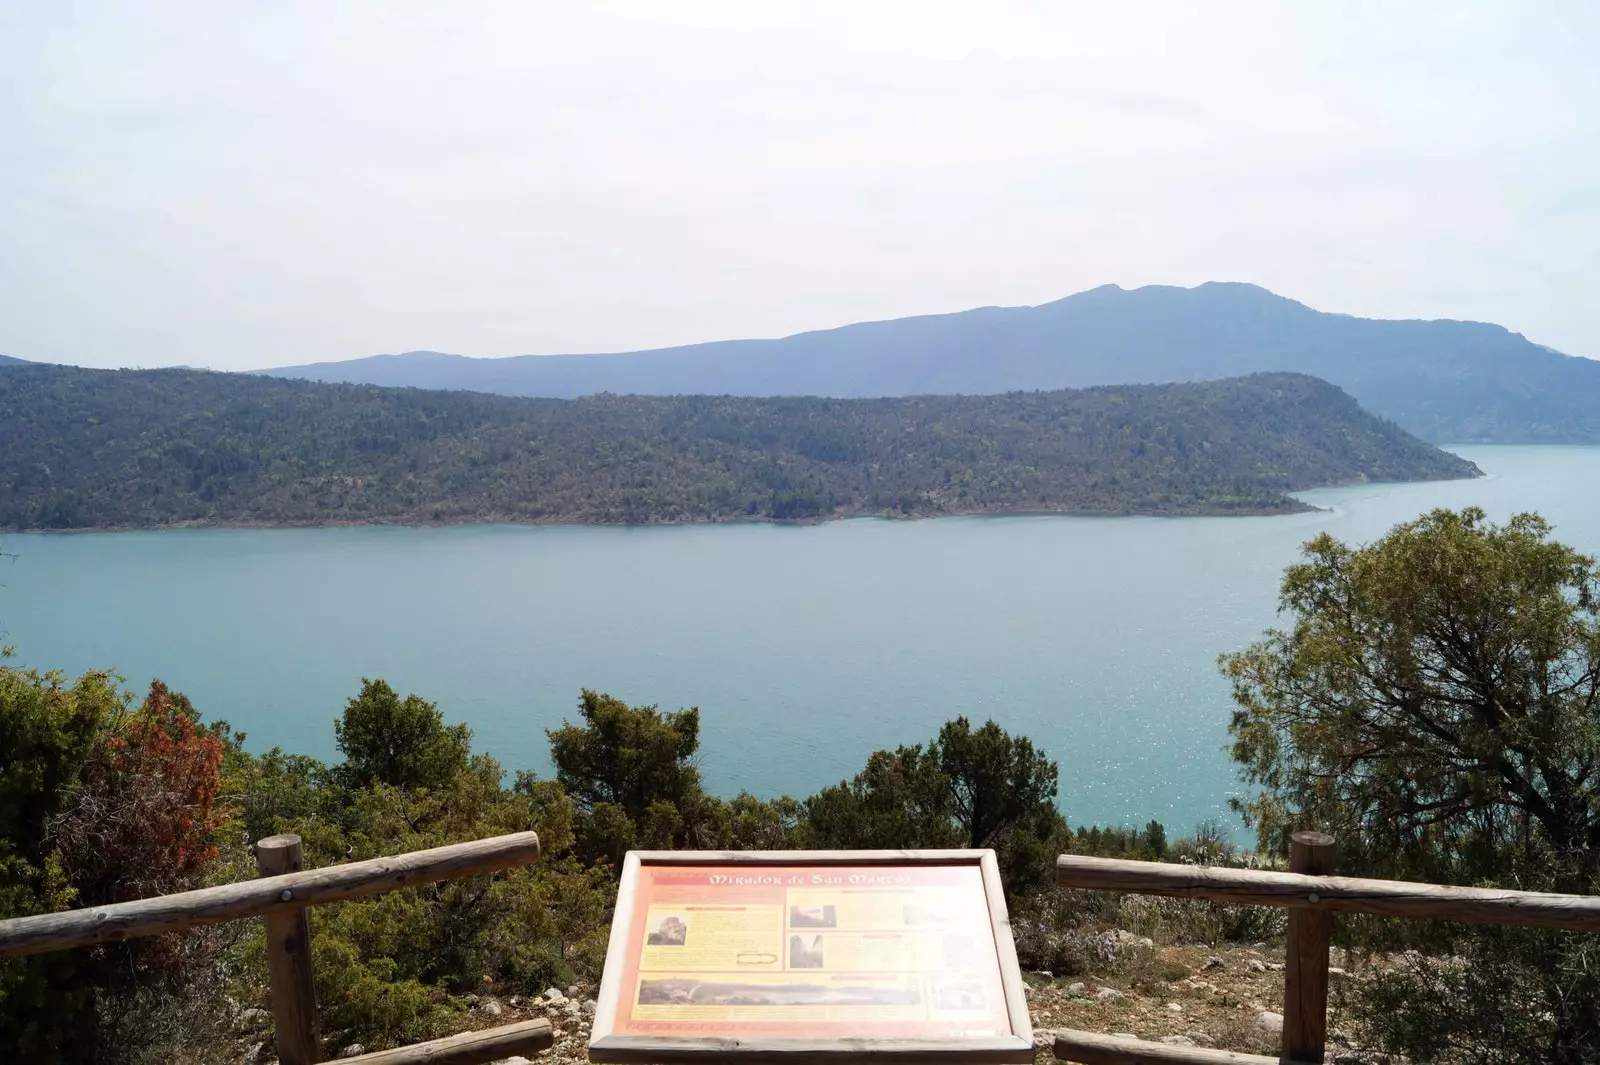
4,445,1597,836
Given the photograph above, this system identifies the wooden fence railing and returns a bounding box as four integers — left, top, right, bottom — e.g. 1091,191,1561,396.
14,827,1593,1065
0,831,549,1065
1052,830,1600,1065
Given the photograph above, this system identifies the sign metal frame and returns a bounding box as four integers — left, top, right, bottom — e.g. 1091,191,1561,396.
588,849,1034,1064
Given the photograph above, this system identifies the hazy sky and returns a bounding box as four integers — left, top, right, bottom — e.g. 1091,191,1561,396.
2,2,1596,370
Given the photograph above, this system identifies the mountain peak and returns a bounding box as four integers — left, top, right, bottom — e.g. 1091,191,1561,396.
1194,280,1275,295
361,350,471,362
1037,281,1306,314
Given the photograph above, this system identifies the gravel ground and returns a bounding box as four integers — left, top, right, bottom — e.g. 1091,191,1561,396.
245,942,1386,1064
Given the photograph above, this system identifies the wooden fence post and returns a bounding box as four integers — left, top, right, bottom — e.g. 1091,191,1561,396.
256,834,321,1065
1282,831,1335,1063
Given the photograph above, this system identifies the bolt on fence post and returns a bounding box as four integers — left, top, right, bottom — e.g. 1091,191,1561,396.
1283,831,1336,1063
256,834,321,1065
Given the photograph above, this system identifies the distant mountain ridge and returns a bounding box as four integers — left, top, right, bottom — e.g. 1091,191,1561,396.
257,283,1600,444
0,364,1477,529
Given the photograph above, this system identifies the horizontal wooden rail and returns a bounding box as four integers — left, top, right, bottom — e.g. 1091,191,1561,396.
1056,853,1600,932
0,831,542,959
1054,1029,1313,1065
340,1018,554,1065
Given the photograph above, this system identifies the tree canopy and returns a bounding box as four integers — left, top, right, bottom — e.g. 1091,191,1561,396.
802,716,1067,892
1222,507,1600,1062
1223,507,1600,888
545,691,711,865
335,679,472,794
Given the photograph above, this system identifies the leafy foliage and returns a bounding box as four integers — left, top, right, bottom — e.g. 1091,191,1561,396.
231,731,603,1055
0,664,122,1060
1222,507,1600,1062
0,670,232,1062
544,690,814,867
0,667,119,868
547,690,709,864
1356,929,1600,1065
1223,507,1600,886
802,717,1068,893
0,364,1478,529
335,679,471,793
0,661,1095,1061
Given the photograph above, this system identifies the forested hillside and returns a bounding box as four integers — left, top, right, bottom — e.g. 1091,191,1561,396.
259,283,1600,444
0,364,1476,529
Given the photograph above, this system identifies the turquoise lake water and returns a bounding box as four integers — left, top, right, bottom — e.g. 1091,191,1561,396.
4,445,1598,836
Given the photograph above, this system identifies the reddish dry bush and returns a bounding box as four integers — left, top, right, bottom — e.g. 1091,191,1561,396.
50,680,225,907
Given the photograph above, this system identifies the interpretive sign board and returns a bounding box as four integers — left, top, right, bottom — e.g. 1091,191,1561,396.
588,850,1033,1064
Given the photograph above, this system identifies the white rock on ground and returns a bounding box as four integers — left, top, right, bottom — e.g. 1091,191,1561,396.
337,1045,366,1059
1255,1011,1285,1034
1096,987,1125,1002
1108,929,1155,949
1160,1035,1196,1046
1246,959,1268,973
480,999,504,1017
494,1057,533,1065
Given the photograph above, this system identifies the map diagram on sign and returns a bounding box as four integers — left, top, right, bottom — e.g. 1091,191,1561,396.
604,862,1015,1041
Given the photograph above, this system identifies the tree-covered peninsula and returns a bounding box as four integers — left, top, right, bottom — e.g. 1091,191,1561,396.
0,364,1478,530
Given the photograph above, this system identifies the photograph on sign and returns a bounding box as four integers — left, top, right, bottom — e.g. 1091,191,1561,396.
589,850,1032,1063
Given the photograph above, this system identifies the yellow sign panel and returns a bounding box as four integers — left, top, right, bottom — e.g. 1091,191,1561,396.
589,851,1033,1064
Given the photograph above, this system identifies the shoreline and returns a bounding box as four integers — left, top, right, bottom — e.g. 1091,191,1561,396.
2,500,1322,536
1,469,1497,536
